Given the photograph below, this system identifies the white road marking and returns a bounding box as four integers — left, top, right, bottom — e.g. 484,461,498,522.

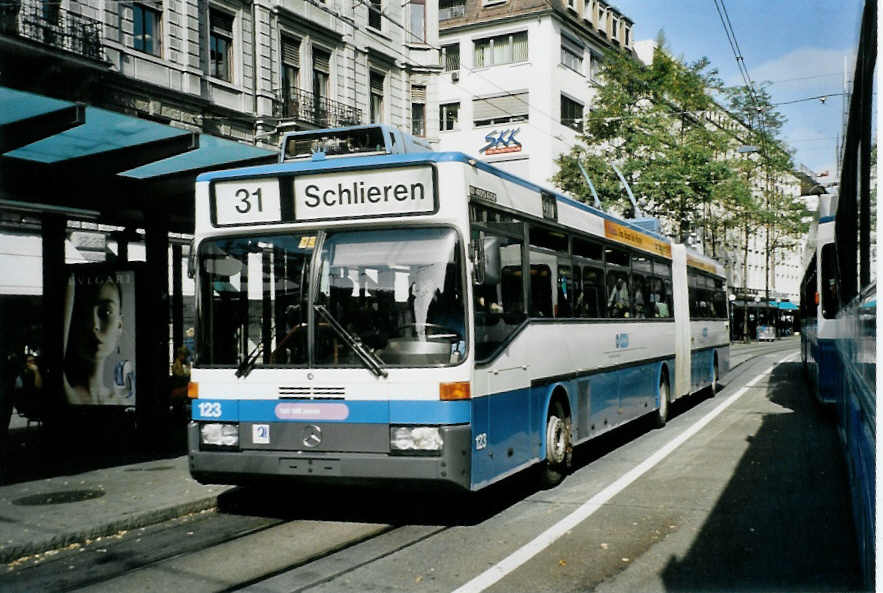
452,352,798,593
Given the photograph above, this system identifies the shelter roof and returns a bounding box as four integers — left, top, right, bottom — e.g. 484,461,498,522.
0,86,278,232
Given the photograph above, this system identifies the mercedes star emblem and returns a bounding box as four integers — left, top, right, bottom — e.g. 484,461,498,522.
303,424,322,448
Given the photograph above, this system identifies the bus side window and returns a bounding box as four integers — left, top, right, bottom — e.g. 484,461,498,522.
821,244,839,319
572,266,583,317
606,270,630,318
687,271,698,318
580,266,604,318
649,277,671,318
529,263,553,317
473,233,526,361
631,274,649,318
556,264,573,318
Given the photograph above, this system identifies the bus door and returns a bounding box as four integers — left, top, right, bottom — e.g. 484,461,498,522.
473,231,530,479
670,245,691,397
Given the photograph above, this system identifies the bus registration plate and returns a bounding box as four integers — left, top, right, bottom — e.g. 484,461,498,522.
214,179,282,225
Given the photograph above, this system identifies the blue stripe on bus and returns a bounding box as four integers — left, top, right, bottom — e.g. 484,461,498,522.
192,398,471,424
816,338,840,404
469,359,668,489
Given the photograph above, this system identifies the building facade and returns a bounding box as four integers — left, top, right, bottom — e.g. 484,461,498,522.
1,0,441,147
435,0,632,187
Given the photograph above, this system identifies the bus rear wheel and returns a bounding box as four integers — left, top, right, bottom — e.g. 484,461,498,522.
540,401,572,488
654,374,670,428
709,358,719,397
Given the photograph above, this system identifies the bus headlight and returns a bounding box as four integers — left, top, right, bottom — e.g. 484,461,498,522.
200,423,239,448
390,426,443,454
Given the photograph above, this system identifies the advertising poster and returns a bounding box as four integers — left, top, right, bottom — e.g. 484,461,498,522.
62,267,137,406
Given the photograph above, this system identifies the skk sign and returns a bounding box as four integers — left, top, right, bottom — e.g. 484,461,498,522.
479,128,523,155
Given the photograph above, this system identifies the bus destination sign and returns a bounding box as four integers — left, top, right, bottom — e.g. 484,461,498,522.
293,166,434,221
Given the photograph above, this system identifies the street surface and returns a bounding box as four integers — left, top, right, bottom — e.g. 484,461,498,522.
1,340,861,593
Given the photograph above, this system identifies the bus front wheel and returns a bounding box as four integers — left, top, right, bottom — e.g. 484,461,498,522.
540,400,572,488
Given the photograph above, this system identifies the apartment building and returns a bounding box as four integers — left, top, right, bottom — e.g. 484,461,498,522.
0,0,440,146
435,0,633,187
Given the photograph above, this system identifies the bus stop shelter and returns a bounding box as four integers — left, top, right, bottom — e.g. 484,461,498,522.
0,85,277,439
731,299,798,342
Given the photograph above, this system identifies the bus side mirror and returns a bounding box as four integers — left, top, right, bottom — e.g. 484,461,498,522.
482,236,501,285
471,235,500,286
471,238,485,285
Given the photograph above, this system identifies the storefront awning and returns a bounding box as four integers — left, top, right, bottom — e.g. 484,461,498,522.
0,86,278,231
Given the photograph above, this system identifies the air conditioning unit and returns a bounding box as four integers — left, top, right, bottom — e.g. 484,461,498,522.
451,71,460,82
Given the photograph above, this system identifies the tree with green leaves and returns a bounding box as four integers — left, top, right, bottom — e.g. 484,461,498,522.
723,82,809,312
552,43,735,242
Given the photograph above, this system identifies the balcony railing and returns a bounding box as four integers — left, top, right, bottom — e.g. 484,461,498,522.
2,0,103,61
274,87,362,129
439,0,466,20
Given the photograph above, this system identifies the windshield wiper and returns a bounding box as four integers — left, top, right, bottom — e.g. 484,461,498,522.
235,341,264,378
314,304,388,378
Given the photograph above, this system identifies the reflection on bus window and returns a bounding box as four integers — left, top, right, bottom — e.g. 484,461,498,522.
631,274,649,318
556,264,573,317
579,266,604,318
649,277,672,318
529,262,553,317
473,235,526,361
312,228,466,367
821,244,840,319
198,234,315,367
606,271,630,318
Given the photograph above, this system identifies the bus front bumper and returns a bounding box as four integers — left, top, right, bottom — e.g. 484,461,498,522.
187,422,473,490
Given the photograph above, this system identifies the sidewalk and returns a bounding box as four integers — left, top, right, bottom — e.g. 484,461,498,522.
0,337,799,564
0,455,230,563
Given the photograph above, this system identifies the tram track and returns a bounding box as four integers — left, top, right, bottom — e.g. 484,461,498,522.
1,510,286,593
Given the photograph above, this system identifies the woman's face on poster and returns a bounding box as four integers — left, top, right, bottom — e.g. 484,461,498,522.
71,280,122,363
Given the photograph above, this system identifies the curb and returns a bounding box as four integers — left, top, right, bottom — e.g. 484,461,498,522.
0,495,221,564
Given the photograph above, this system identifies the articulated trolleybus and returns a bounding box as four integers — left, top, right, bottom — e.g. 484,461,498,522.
188,124,729,491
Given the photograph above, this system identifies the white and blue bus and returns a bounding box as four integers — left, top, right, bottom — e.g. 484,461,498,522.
799,199,842,404
800,2,875,584
187,125,729,491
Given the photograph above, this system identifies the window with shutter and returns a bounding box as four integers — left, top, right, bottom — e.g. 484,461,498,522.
560,95,583,131
560,37,583,74
313,48,330,106
281,36,300,98
442,43,460,71
473,91,529,126
370,70,385,123
473,31,528,68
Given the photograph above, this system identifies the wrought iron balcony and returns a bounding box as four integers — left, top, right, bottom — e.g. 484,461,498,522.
274,87,362,129
439,0,466,20
1,0,103,61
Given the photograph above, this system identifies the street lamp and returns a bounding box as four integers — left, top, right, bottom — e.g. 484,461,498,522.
728,294,736,342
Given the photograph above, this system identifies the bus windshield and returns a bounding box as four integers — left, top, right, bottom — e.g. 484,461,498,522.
314,227,466,367
196,227,467,370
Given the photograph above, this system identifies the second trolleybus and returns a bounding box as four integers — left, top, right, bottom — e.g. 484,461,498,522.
187,125,729,491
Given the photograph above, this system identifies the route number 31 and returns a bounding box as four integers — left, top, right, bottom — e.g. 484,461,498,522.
235,188,263,214
214,179,282,225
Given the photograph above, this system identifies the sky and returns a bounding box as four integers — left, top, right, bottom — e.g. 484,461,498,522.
613,0,872,179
